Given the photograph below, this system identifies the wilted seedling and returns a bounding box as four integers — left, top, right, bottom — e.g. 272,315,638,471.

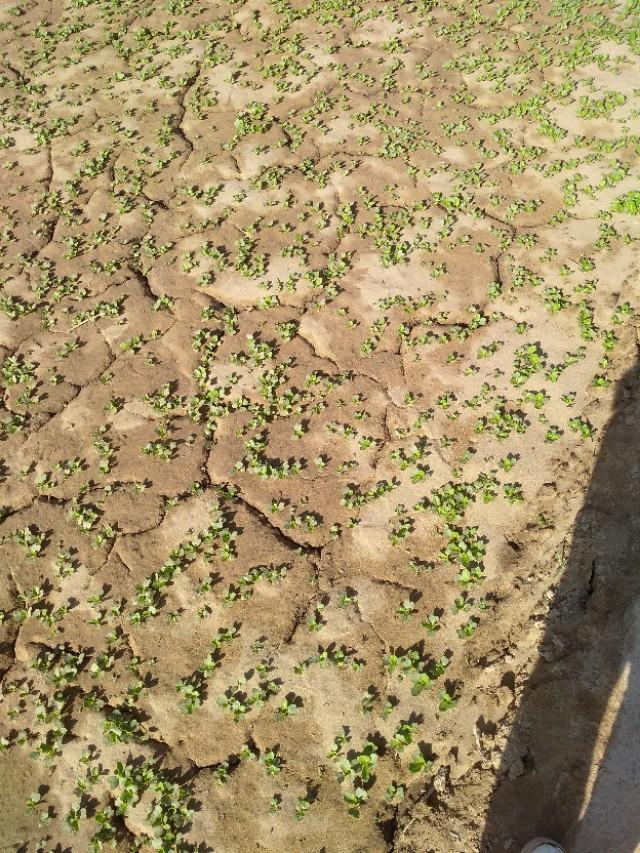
213,762,231,786
391,722,416,755
339,740,379,785
295,795,312,820
411,672,432,696
457,617,479,639
344,787,368,818
10,526,46,559
338,589,356,608
568,416,596,439
361,689,376,715
275,695,301,722
386,782,406,803
395,599,417,621
176,678,205,714
438,690,457,712
260,749,282,776
408,750,433,774
512,343,545,387
422,613,441,635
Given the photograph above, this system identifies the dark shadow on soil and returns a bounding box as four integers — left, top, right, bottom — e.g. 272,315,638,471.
481,361,640,853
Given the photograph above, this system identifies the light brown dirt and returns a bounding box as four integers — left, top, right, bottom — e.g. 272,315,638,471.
0,0,639,851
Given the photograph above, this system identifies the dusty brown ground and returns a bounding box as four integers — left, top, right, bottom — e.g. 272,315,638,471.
1,0,639,850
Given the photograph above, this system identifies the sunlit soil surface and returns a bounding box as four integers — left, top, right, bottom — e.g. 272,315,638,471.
0,0,639,849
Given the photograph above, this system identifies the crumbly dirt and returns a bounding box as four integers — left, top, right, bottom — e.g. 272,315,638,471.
0,0,639,851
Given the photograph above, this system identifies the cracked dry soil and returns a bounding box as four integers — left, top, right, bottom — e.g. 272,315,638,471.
0,0,639,851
